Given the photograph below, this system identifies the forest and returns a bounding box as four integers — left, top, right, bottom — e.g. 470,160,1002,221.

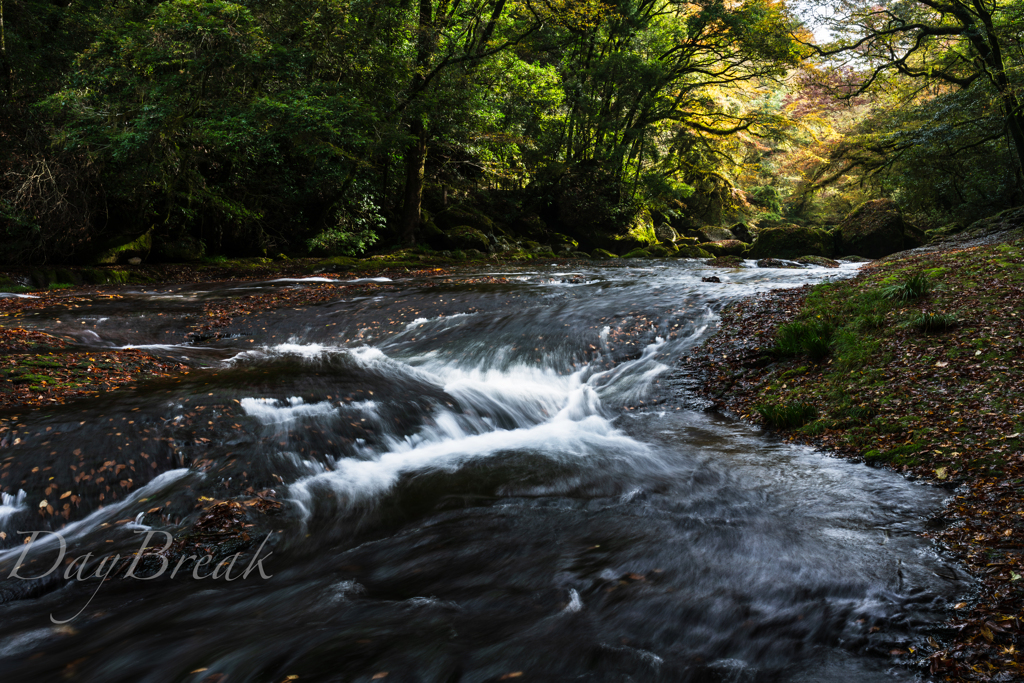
2,0,1024,264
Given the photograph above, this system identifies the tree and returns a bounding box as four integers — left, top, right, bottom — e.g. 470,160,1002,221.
803,0,1024,176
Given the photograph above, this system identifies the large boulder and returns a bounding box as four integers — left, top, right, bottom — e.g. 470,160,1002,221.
94,230,153,264
448,226,491,252
903,222,927,249
749,225,834,259
704,239,749,257
697,226,735,243
836,199,905,258
674,245,714,259
730,222,754,243
655,223,681,244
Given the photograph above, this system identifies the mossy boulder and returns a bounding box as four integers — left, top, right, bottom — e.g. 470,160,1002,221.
674,245,714,259
749,225,834,259
730,222,754,243
697,226,736,243
435,206,495,234
756,258,802,269
706,255,744,267
647,244,674,257
448,226,491,252
836,199,905,258
622,248,651,258
655,223,681,244
590,248,618,259
959,205,1024,238
704,239,748,257
794,255,840,268
94,230,153,265
903,222,928,249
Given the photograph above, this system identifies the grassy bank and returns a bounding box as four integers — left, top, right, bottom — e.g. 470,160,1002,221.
685,240,1024,680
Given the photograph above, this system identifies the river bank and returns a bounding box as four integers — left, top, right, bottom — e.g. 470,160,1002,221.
682,233,1024,680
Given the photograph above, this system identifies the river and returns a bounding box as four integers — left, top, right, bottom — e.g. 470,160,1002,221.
0,260,969,682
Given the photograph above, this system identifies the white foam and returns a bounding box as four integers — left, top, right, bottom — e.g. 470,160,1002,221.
268,277,340,283
0,490,27,525
240,397,337,424
347,277,392,283
0,469,195,567
0,293,38,299
563,588,584,613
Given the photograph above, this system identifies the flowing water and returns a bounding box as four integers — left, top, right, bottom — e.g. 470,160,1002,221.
0,261,969,682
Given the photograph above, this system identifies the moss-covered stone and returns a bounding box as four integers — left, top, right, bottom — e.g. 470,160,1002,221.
94,230,153,265
697,226,735,243
647,244,674,257
674,245,714,259
622,248,651,258
755,258,802,268
750,225,834,259
448,225,491,252
590,248,618,259
705,255,744,267
836,199,905,258
794,255,840,268
704,239,749,257
730,222,754,243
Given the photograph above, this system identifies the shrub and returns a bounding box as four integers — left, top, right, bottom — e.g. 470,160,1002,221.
754,402,817,429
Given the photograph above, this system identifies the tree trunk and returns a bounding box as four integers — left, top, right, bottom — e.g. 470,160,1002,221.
399,117,427,245
0,0,12,98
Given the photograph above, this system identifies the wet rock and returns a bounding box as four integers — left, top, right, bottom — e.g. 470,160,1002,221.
836,199,905,258
749,225,834,259
674,245,714,259
794,255,839,268
706,255,744,267
704,239,749,257
701,276,722,283
755,258,802,268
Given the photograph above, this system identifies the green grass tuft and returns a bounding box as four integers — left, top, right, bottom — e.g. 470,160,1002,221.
774,320,834,361
880,272,931,301
907,311,957,334
754,402,817,429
